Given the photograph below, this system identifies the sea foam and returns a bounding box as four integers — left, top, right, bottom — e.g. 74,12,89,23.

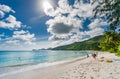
0,60,68,77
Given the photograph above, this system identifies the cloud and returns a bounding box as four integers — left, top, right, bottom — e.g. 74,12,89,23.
0,15,22,29
6,40,20,45
72,0,95,18
88,19,108,29
58,0,73,14
0,40,52,50
48,35,66,41
0,4,15,13
2,30,36,46
86,28,104,37
43,0,95,18
44,5,55,17
46,14,82,40
0,30,37,50
0,4,23,30
0,4,38,50
0,4,15,18
48,23,73,34
44,0,108,47
42,0,73,17
0,10,4,18
13,30,36,42
51,27,104,47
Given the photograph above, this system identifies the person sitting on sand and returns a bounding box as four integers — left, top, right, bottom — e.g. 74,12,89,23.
92,53,96,59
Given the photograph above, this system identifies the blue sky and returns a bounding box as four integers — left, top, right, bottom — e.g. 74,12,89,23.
0,0,108,50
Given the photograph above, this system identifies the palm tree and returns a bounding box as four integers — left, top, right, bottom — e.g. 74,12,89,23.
92,0,120,53
99,31,120,52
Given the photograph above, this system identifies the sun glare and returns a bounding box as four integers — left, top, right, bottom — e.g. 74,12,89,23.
43,1,53,12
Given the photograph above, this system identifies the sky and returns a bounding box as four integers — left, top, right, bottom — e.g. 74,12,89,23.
0,0,109,50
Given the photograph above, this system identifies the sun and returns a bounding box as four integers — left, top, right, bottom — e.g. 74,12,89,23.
43,1,53,12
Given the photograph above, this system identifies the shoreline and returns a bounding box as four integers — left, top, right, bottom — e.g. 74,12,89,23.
1,52,120,79
0,55,87,78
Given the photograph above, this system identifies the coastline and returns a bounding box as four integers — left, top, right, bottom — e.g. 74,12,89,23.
1,51,120,79
0,55,87,79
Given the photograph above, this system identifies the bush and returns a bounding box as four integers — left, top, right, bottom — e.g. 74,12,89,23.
108,48,115,53
116,45,120,56
118,45,120,52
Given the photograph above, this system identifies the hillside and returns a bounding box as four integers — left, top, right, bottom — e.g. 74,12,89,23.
52,35,102,50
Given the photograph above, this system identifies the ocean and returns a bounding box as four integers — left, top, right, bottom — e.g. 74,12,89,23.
0,50,90,77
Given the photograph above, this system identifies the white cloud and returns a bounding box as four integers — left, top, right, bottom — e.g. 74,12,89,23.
0,4,23,30
3,30,36,47
0,15,22,29
13,30,36,41
73,0,95,18
0,4,15,18
58,0,73,14
0,40,52,50
13,30,26,35
0,10,4,18
43,0,73,17
43,0,95,18
51,27,104,47
0,4,15,13
6,40,20,45
46,14,82,40
1,30,36,49
44,0,109,47
86,28,104,37
44,6,56,17
0,4,37,50
43,3,55,16
88,19,108,29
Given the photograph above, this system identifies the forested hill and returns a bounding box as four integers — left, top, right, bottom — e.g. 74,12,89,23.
52,35,102,50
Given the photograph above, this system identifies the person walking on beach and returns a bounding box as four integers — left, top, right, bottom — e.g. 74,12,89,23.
87,53,89,58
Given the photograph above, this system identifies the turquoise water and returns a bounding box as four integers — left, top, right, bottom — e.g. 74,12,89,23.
0,50,89,76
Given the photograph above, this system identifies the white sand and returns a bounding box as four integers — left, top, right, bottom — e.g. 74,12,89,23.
1,52,120,79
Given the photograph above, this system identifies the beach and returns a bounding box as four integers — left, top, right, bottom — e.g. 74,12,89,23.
1,52,120,79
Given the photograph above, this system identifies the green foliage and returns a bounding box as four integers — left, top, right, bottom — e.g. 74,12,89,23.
108,48,116,53
116,45,120,56
52,36,102,50
93,0,120,55
99,32,120,53
118,45,120,52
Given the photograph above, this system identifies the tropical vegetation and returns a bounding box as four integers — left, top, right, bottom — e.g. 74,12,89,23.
53,0,120,56
93,0,120,55
52,36,102,50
